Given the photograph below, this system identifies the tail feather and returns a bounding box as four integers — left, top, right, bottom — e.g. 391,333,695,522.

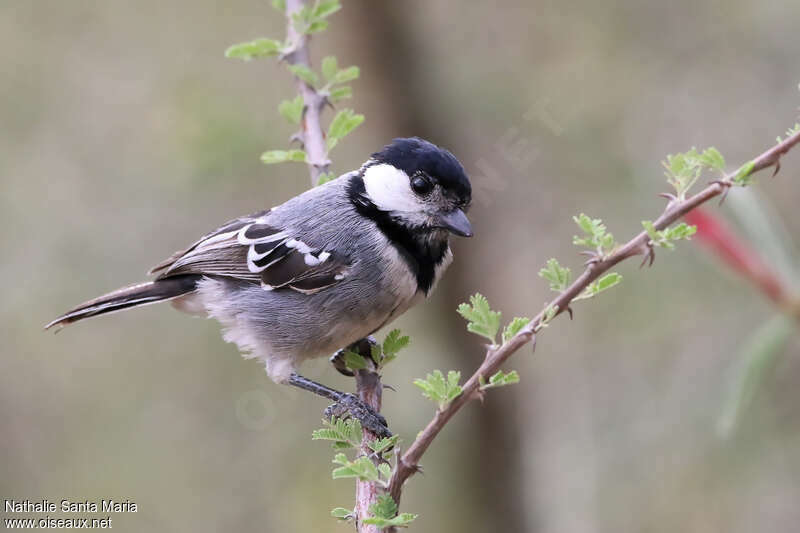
45,275,201,330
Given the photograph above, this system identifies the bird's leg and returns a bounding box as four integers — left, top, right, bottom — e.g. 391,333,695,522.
287,372,391,438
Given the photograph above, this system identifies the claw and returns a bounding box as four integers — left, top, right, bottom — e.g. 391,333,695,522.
325,393,391,438
329,350,354,377
349,336,379,366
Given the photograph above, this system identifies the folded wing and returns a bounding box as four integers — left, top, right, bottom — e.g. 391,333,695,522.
151,211,350,295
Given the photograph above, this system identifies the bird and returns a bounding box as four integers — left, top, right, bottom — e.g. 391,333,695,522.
46,137,473,436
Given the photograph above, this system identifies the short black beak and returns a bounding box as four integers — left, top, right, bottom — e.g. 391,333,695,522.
437,208,473,237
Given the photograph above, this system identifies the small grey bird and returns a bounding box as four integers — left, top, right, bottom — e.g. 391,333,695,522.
47,137,472,436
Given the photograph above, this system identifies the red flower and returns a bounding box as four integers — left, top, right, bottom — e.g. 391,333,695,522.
684,209,787,305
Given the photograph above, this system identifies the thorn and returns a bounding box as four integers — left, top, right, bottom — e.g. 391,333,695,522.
710,179,732,206
658,192,678,209
566,306,574,320
321,94,334,111
579,250,602,266
773,158,781,177
289,132,305,145
383,383,397,393
531,334,537,354
473,388,486,403
639,242,655,268
658,192,677,203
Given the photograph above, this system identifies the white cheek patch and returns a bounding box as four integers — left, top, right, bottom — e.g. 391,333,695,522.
362,163,423,213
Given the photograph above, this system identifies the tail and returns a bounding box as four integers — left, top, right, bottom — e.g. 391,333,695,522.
45,275,201,330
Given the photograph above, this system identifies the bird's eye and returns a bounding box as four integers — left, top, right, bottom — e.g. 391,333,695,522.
410,174,434,195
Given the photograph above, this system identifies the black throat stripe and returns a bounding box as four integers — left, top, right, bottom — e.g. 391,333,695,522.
346,174,448,294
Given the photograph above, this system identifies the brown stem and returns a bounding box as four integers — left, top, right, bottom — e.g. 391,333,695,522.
282,4,383,529
285,0,330,186
387,129,800,504
354,367,383,533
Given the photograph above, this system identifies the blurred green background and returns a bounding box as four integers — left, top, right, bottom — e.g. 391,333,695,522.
2,1,800,531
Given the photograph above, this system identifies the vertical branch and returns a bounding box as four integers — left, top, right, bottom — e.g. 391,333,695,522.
354,366,383,533
285,0,330,186
282,3,382,530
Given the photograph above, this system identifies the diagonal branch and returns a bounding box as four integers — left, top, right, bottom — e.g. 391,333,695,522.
387,128,800,505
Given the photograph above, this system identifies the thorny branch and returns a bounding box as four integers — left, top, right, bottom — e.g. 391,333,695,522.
386,129,800,509
285,0,330,186
282,3,383,531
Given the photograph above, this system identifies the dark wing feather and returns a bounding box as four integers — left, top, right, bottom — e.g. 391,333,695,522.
148,209,270,275
151,212,350,295
260,248,348,294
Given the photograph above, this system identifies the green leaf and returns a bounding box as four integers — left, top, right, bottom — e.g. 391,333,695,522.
271,0,287,12
363,513,418,528
278,95,304,125
502,317,531,344
572,213,616,254
331,507,353,520
662,146,726,199
312,417,362,449
333,66,360,84
538,258,571,292
732,160,756,186
378,463,392,480
534,304,559,332
321,56,338,81
328,85,353,102
776,124,800,143
225,38,283,60
362,495,418,528
642,221,697,250
369,493,397,519
331,454,380,482
663,149,701,199
368,435,399,455
457,293,501,344
326,109,364,151
341,350,368,370
316,172,336,186
479,370,520,390
306,20,329,33
379,329,410,367
697,147,725,171
413,370,462,409
260,149,306,164
575,272,622,301
312,0,342,20
287,64,319,87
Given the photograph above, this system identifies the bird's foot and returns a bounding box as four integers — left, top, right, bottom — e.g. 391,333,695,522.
324,393,391,438
329,336,380,377
329,349,355,377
